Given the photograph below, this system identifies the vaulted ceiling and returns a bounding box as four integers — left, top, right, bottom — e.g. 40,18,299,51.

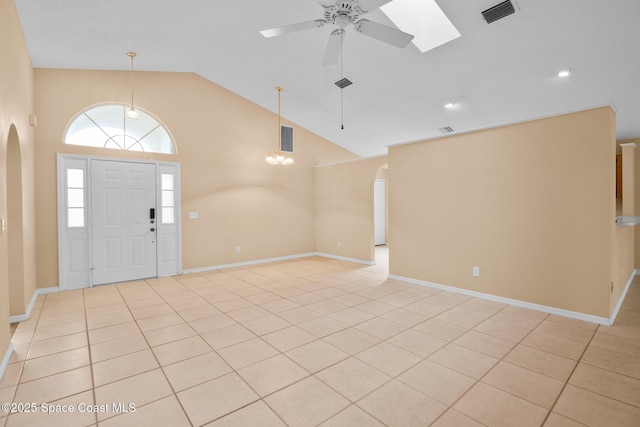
14,0,640,157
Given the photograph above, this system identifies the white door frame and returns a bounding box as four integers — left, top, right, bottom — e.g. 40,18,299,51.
57,154,182,290
374,179,386,246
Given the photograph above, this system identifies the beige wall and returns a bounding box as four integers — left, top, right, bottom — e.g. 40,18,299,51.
315,156,387,262
34,69,357,286
0,0,37,357
389,107,616,318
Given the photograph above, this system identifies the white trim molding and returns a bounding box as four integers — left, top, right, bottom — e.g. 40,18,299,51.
315,153,388,169
9,286,59,324
389,274,615,326
0,343,14,382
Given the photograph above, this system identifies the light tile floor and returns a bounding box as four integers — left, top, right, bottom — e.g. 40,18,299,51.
1,254,639,426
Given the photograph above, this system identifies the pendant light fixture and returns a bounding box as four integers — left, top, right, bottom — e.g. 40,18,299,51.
265,86,294,166
125,52,139,120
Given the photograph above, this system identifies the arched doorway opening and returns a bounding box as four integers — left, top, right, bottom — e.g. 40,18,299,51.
373,163,389,273
7,125,25,318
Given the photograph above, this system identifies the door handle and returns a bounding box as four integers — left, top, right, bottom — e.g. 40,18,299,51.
150,228,155,232
150,208,155,220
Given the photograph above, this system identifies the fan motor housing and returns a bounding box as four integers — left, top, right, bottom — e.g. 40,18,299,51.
323,0,362,25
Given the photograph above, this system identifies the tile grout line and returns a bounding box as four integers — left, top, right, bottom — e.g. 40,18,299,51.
425,301,550,426
116,278,196,427
539,323,600,426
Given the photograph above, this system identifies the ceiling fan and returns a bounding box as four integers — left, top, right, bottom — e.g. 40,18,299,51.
260,0,415,66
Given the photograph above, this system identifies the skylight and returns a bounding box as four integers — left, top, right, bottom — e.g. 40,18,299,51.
380,0,461,53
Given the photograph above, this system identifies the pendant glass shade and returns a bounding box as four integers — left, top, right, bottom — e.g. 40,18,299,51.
265,151,293,165
126,107,139,119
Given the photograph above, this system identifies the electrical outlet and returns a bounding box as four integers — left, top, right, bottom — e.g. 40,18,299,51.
472,266,480,277
235,246,241,254
337,241,341,247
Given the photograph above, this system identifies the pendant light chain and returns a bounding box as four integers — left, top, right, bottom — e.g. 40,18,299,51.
277,86,282,148
126,52,139,119
130,54,135,107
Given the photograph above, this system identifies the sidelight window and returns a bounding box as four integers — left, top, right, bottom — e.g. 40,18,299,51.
67,168,85,228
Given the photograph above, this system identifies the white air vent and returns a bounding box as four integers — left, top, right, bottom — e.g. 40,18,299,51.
482,0,516,24
280,125,294,153
438,126,455,134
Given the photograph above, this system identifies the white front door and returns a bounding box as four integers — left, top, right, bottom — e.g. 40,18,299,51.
91,160,157,285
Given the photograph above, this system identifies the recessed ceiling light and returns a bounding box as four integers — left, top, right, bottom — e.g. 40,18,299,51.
557,69,573,77
443,102,456,110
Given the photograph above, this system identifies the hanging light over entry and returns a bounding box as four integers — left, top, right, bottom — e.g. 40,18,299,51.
265,86,294,166
126,52,139,120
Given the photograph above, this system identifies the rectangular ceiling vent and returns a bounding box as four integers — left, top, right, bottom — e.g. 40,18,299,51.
482,0,516,24
280,125,294,153
335,78,353,89
438,126,455,134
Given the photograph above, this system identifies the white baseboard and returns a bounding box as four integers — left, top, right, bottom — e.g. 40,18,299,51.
389,274,613,326
182,253,318,274
9,286,60,324
0,343,14,382
609,269,638,325
182,252,375,275
315,252,375,266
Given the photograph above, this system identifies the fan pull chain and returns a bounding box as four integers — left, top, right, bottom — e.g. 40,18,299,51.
340,30,344,130
341,91,344,130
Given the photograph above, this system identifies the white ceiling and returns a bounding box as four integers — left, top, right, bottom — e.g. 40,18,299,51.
14,0,640,157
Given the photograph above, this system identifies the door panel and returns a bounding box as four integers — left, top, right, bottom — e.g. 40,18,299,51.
91,160,157,285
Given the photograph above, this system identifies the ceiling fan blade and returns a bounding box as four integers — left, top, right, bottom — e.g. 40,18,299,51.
323,29,344,66
357,0,394,12
354,19,414,48
260,20,325,38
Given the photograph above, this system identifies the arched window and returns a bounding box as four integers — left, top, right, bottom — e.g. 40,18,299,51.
65,104,175,154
